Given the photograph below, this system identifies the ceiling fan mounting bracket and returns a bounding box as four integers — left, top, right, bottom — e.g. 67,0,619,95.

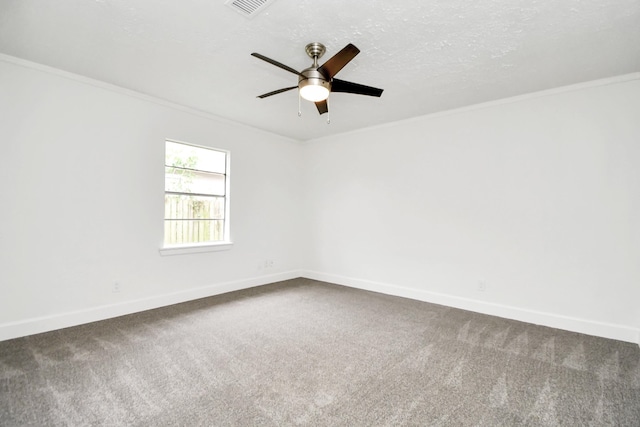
305,42,326,60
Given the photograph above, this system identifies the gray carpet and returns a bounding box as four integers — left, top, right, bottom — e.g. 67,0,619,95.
1,278,639,426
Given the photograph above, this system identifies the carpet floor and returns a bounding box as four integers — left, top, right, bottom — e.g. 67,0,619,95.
1,278,639,426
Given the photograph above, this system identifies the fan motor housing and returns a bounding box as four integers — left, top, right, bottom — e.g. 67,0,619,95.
299,67,331,91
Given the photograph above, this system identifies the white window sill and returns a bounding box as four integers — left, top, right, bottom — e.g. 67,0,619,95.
159,242,233,256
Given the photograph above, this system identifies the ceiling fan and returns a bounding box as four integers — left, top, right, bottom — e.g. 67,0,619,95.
251,42,384,116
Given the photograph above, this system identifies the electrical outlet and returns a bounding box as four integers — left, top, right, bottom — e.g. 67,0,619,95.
477,280,487,292
113,281,121,293
259,259,275,271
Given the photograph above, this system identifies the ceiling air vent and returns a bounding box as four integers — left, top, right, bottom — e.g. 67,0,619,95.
225,0,277,18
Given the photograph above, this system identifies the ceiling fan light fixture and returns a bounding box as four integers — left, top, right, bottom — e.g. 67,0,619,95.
252,42,383,116
299,78,330,102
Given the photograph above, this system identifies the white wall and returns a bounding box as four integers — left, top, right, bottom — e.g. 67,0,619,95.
0,57,304,340
2,55,638,344
303,76,640,343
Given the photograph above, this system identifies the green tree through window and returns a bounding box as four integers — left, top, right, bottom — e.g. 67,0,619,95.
164,140,228,245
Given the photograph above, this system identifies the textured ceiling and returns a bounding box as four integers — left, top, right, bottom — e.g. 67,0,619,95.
1,0,639,141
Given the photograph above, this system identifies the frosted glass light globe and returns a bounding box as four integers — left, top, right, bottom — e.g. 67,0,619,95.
299,84,330,102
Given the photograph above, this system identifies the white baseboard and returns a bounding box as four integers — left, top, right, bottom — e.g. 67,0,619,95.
4,270,638,347
0,270,302,342
301,270,640,346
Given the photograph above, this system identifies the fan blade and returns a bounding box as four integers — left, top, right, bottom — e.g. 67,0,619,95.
315,99,328,115
257,86,297,99
332,79,384,97
317,43,360,78
251,53,304,77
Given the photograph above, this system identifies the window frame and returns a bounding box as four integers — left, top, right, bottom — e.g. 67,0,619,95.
159,139,232,256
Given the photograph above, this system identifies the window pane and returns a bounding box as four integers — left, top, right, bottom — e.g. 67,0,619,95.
165,195,225,220
164,140,228,246
165,167,225,196
164,220,225,245
165,141,226,174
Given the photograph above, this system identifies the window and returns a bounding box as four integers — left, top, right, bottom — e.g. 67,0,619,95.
163,140,230,250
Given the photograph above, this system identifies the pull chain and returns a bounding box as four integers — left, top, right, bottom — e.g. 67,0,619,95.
298,92,302,117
